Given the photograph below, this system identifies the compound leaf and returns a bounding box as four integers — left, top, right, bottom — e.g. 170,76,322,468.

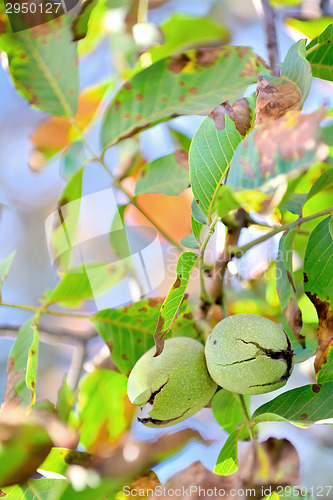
101,46,264,149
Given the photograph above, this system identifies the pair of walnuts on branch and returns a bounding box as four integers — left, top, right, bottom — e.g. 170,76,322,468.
127,314,294,427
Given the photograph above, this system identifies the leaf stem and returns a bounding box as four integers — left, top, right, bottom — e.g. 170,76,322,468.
199,215,220,302
229,207,333,258
137,0,149,24
238,394,255,441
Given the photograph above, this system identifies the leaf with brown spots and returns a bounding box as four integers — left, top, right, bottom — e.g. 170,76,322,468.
253,382,333,424
0,16,78,116
154,252,198,356
1,318,39,413
276,230,305,347
227,107,326,193
135,151,189,196
317,346,333,383
91,298,200,374
304,216,333,373
101,46,265,149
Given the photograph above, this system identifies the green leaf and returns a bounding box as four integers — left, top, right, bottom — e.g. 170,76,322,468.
55,479,119,500
281,193,308,215
281,39,312,106
317,347,333,383
91,298,162,375
0,251,16,299
0,479,67,499
56,377,76,423
39,448,91,475
92,298,200,375
101,46,264,149
0,422,52,489
211,390,249,439
2,317,39,410
0,17,78,116
169,127,192,151
76,369,129,452
45,263,126,308
270,0,301,6
214,429,241,476
252,382,333,424
306,23,333,82
216,185,241,218
135,152,189,196
304,216,333,307
154,252,198,355
304,216,333,373
46,167,84,274
189,115,244,218
180,233,200,249
276,230,304,346
60,141,86,180
285,16,333,40
191,215,203,242
306,168,333,203
72,0,99,41
191,198,207,224
135,13,229,69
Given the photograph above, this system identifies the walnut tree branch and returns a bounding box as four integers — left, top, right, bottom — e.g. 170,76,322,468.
0,324,97,345
260,0,280,76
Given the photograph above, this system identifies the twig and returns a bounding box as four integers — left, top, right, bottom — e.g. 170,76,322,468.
67,342,88,389
229,206,333,258
259,0,280,76
202,209,248,315
0,324,97,345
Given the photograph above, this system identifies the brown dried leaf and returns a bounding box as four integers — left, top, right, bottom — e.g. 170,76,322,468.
240,438,300,491
209,98,252,136
306,293,333,374
255,76,302,126
284,297,304,345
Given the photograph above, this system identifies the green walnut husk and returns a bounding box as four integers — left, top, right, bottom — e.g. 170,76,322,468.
127,337,217,427
205,314,294,395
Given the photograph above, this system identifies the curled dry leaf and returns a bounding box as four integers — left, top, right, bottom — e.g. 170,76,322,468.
209,98,252,136
255,76,302,126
